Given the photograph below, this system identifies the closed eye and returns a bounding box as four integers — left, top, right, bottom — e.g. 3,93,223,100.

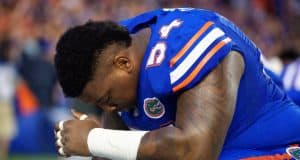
96,91,112,106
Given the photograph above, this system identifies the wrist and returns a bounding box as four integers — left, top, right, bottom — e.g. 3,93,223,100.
87,128,148,160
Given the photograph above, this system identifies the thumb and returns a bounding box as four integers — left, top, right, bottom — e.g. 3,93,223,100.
71,109,86,120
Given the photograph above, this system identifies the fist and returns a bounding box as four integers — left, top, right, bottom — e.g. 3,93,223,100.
54,112,100,157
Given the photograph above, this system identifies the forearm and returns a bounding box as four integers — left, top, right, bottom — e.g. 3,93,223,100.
137,126,220,160
137,127,186,160
87,122,221,160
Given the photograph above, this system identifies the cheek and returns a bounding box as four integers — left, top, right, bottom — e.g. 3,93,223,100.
113,79,136,104
119,81,134,98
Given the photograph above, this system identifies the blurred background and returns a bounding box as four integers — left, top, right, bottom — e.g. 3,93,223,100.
0,0,299,159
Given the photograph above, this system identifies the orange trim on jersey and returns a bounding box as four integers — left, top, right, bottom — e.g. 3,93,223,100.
240,153,292,160
237,144,299,160
169,21,214,67
172,38,231,92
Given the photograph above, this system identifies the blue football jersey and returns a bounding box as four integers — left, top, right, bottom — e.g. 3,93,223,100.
119,8,300,159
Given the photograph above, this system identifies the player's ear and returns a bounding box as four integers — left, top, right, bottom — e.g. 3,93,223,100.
113,56,133,73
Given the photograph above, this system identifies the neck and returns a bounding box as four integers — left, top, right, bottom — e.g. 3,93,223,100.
131,28,151,57
130,28,150,79
129,28,151,104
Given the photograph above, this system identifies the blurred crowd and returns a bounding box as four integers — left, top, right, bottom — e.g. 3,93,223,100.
0,0,300,158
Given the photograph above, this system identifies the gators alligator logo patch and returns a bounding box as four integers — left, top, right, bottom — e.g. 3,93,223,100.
286,146,300,160
143,97,165,119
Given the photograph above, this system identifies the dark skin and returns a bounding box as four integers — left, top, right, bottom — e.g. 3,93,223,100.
137,50,244,159
55,28,245,159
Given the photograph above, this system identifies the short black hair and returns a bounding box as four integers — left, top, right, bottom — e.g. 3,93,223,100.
55,21,132,97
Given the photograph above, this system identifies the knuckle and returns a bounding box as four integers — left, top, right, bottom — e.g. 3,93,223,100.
57,148,64,156
60,139,65,146
59,130,64,139
55,131,61,139
63,135,68,144
64,120,72,125
64,144,72,155
63,145,68,152
63,120,73,130
60,129,65,135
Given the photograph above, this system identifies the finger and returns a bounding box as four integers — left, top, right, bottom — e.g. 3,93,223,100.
80,114,88,120
58,147,67,157
55,130,62,139
55,130,66,147
56,138,63,147
71,109,89,120
54,123,60,132
61,133,67,145
58,120,65,131
71,109,83,120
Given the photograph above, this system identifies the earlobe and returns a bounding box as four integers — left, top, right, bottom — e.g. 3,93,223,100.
114,56,133,73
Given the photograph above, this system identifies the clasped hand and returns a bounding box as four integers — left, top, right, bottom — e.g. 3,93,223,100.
54,110,100,157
